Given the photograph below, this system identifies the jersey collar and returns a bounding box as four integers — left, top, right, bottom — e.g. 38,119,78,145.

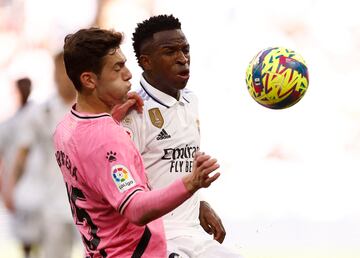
70,104,112,119
140,74,186,108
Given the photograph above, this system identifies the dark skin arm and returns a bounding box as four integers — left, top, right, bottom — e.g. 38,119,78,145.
199,200,226,243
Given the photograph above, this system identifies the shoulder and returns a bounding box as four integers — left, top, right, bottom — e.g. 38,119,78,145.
96,117,132,147
121,109,145,138
56,113,119,141
91,120,139,162
54,111,71,129
137,87,151,102
63,115,134,157
11,102,40,128
20,101,49,124
22,102,41,116
182,88,199,105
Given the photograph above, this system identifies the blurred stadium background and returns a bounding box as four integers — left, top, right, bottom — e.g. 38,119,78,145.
1,0,360,257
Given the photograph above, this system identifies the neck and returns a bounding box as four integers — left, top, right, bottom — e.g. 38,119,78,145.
62,95,76,106
143,72,179,100
75,93,111,114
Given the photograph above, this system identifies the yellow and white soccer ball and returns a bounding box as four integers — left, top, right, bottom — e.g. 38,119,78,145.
245,47,309,109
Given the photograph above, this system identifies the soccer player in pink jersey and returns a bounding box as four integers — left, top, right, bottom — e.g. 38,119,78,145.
53,27,221,258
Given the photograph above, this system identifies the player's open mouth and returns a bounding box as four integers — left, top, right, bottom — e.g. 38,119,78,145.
176,70,190,80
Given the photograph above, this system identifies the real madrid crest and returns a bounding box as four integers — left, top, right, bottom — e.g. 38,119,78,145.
149,108,164,128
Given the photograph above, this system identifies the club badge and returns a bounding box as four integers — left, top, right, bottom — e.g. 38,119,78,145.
149,108,164,128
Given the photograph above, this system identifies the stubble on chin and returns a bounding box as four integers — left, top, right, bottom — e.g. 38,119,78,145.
122,94,129,104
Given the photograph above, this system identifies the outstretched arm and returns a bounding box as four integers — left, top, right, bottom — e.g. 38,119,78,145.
124,152,220,226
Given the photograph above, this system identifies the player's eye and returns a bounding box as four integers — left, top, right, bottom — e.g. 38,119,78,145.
164,50,175,55
114,62,125,72
183,46,190,54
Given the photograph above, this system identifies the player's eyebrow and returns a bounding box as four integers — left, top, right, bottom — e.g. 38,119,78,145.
160,42,189,48
113,58,127,68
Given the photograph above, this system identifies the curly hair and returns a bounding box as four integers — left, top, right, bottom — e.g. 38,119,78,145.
132,14,181,66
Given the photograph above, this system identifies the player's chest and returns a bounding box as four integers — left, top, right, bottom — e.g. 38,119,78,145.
144,104,200,149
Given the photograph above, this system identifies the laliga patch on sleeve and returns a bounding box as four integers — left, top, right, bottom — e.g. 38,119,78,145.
111,164,136,192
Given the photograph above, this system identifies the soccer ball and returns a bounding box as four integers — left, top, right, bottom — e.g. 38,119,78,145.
245,47,309,109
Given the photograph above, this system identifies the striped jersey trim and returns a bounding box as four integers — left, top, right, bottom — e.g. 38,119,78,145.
71,110,111,120
182,96,190,103
118,188,143,214
131,226,152,258
140,82,170,108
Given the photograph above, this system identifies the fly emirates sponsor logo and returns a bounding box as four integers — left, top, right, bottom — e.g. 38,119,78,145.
161,145,200,173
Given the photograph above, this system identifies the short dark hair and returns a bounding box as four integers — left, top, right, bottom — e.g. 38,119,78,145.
16,77,31,105
63,27,123,91
16,77,31,90
132,14,181,65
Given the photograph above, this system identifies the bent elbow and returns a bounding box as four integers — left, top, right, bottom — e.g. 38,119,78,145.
127,215,149,226
135,219,147,227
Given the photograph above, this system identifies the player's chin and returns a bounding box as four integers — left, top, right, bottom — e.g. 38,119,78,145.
121,94,129,103
114,95,128,106
174,77,189,89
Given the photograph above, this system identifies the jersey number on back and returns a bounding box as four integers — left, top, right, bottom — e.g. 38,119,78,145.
65,183,107,257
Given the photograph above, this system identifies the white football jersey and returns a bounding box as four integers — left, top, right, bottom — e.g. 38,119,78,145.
16,95,73,221
122,75,201,238
0,104,34,190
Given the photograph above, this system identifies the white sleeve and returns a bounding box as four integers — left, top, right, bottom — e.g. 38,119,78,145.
16,105,39,147
0,121,9,152
121,110,146,154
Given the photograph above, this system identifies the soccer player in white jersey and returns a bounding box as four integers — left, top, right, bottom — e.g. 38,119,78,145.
117,15,243,257
4,52,79,258
0,78,41,258
54,27,220,258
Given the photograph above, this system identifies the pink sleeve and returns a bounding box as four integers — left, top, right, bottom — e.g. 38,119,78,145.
87,124,149,211
123,178,192,226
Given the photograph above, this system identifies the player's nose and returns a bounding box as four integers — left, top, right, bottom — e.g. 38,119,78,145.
123,66,132,81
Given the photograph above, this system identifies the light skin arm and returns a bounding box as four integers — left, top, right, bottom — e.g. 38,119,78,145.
199,200,226,243
112,91,144,122
181,153,220,194
2,147,29,212
124,152,220,226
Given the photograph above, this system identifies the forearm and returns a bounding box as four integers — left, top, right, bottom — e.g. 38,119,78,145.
0,158,3,193
4,147,28,193
123,178,192,226
123,152,220,226
12,147,29,183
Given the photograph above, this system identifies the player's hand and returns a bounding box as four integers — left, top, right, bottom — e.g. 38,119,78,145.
199,201,226,243
112,91,144,122
183,152,220,193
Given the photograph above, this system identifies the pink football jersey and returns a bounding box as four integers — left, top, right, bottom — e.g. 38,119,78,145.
53,107,166,257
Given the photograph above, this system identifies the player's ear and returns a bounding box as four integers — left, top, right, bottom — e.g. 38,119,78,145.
80,72,97,90
139,55,151,71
